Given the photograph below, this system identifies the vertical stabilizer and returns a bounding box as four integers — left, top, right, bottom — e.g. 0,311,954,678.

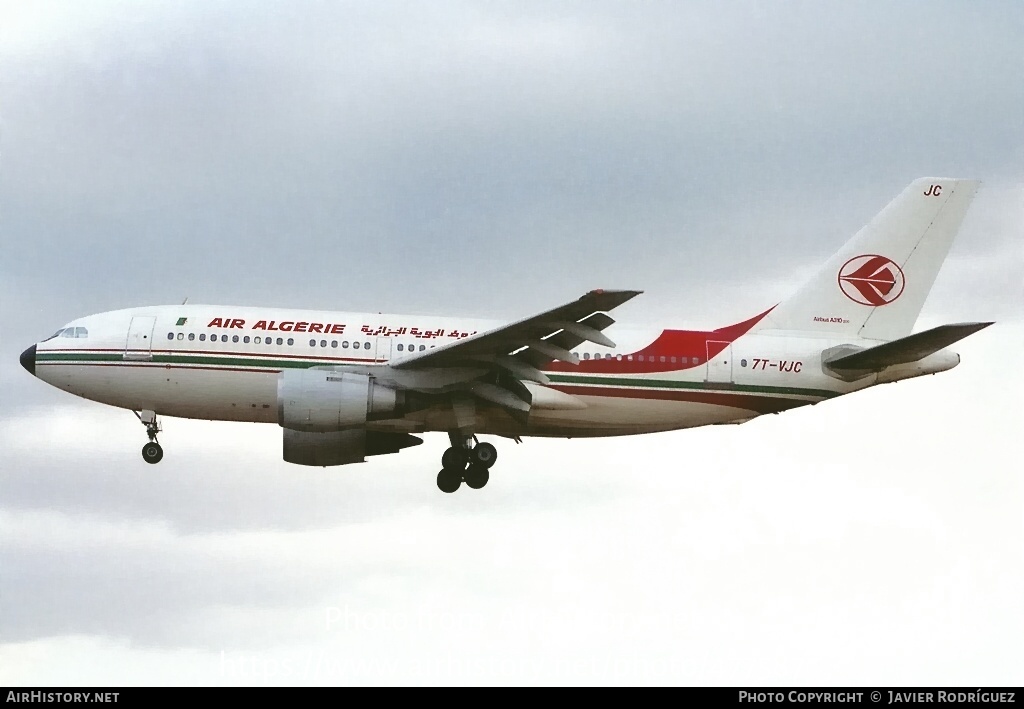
756,178,979,341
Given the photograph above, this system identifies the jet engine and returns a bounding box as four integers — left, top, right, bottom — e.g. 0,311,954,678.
277,369,402,432
282,428,423,466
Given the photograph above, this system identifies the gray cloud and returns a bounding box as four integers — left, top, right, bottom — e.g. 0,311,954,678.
3,3,1021,323
1,1,1022,683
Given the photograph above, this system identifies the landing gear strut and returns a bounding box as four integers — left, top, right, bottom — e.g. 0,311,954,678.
436,433,498,493
134,410,164,464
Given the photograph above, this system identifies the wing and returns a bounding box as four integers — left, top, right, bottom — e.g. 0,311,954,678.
393,289,640,373
386,289,641,418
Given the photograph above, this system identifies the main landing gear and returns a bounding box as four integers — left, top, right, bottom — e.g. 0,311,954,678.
436,434,498,493
134,410,164,464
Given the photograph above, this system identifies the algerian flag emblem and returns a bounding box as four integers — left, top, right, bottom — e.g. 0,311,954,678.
176,317,188,326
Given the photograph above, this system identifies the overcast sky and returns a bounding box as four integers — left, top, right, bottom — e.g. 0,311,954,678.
1,1,1021,685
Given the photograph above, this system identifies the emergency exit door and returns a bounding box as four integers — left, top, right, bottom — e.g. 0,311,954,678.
374,336,392,363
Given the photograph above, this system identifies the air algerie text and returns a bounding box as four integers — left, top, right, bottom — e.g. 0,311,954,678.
206,318,346,335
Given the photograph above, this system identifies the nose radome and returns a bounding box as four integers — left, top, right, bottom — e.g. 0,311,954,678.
20,344,36,376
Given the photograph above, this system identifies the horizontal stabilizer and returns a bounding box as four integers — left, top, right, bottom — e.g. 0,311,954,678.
826,322,993,372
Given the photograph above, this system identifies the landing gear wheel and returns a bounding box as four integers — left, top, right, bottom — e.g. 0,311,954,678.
441,446,468,471
437,469,462,493
464,464,489,490
471,442,497,469
142,441,164,464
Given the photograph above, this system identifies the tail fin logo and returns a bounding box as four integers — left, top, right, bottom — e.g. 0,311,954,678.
838,255,905,306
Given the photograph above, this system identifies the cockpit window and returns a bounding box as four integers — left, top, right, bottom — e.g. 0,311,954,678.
59,327,89,338
42,325,89,342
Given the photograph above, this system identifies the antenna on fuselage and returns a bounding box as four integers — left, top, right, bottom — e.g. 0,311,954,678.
181,296,189,305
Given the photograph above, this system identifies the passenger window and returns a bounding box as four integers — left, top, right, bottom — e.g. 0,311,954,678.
363,342,370,350
320,340,327,348
342,341,349,348
167,333,174,341
670,356,676,363
188,333,195,341
627,355,633,361
243,336,250,344
331,340,338,348
254,336,261,344
309,339,316,347
583,353,590,360
616,355,622,361
177,333,184,341
692,357,699,364
659,355,666,363
397,344,404,352
419,345,425,351
232,335,239,343
287,338,294,346
199,333,206,342
741,359,748,367
276,337,283,345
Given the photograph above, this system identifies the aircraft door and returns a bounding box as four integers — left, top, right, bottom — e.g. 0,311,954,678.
374,336,392,363
705,340,733,384
124,316,156,361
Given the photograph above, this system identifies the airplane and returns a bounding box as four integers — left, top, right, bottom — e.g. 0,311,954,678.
19,177,993,492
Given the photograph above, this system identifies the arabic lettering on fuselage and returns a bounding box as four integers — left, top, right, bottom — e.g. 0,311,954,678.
359,325,475,339
204,318,476,339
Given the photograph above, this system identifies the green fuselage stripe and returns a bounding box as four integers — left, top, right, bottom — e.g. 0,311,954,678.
38,350,839,401
38,351,357,369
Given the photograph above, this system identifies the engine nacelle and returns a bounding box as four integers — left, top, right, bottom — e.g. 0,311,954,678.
277,369,400,432
282,429,423,466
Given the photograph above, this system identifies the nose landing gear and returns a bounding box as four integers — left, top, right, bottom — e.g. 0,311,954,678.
142,440,163,464
134,410,163,464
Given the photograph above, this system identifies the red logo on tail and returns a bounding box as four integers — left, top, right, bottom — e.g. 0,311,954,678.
838,255,905,306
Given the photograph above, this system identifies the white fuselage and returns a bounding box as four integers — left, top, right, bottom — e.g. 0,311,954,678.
28,303,936,440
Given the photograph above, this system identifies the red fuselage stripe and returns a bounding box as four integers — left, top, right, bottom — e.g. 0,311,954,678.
550,384,811,414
